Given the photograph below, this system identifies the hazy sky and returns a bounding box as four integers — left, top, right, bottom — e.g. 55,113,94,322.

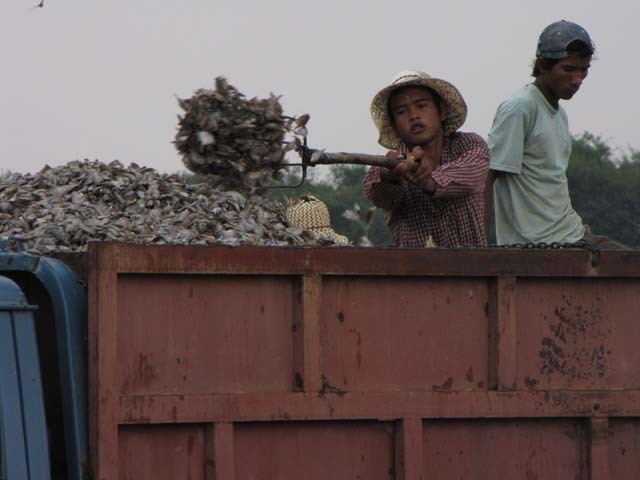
2,0,639,177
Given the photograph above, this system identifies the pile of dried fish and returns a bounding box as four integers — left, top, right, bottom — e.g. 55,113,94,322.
0,160,344,254
174,77,293,192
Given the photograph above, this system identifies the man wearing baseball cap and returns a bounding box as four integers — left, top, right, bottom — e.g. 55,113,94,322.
363,70,490,247
486,20,627,249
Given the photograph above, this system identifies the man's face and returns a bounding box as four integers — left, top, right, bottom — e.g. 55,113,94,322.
539,55,591,102
389,86,446,148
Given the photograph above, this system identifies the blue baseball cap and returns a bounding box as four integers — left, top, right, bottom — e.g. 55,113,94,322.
536,20,594,59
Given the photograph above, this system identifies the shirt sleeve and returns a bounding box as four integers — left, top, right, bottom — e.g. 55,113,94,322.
487,97,528,175
363,166,406,211
431,133,490,198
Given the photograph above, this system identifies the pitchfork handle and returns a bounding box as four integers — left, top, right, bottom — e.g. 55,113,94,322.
311,152,400,169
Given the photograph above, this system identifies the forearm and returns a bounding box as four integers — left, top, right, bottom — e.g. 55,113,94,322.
430,163,487,198
363,167,405,211
429,135,490,198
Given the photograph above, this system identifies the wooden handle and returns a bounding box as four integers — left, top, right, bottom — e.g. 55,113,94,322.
310,152,401,169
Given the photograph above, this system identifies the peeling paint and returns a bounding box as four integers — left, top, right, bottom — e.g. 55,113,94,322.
538,295,610,384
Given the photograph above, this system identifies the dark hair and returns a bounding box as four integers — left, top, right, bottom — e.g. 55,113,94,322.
387,85,443,123
531,40,594,77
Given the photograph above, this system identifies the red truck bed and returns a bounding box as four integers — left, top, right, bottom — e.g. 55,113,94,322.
88,243,640,479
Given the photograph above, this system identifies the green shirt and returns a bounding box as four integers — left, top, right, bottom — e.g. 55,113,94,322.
488,84,584,245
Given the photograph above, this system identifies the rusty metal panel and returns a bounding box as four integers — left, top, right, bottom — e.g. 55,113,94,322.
423,419,587,479
234,421,394,480
86,243,640,479
118,424,205,480
321,277,489,392
89,243,119,479
516,279,640,390
609,419,640,479
117,275,296,395
110,243,640,277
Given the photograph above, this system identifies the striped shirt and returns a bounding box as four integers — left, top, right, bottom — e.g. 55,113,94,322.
363,132,489,247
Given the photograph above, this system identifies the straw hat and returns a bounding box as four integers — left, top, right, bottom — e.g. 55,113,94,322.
370,69,468,150
286,195,349,245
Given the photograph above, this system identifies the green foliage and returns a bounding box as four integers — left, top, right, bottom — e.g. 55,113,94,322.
567,133,640,248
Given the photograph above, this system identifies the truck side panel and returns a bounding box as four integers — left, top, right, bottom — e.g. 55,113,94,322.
89,244,640,479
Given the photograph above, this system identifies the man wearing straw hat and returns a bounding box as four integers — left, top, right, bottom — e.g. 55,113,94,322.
364,70,490,247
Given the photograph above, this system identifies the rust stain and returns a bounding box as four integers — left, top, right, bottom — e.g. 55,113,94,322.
319,374,347,397
548,391,576,411
137,353,158,385
525,448,538,480
187,435,194,455
356,349,362,368
337,311,345,323
125,414,151,424
294,372,304,391
276,409,291,420
171,406,177,421
538,295,610,384
466,366,474,383
433,377,453,391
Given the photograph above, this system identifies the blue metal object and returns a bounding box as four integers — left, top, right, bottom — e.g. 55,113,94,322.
0,276,50,479
0,253,88,480
0,236,28,252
